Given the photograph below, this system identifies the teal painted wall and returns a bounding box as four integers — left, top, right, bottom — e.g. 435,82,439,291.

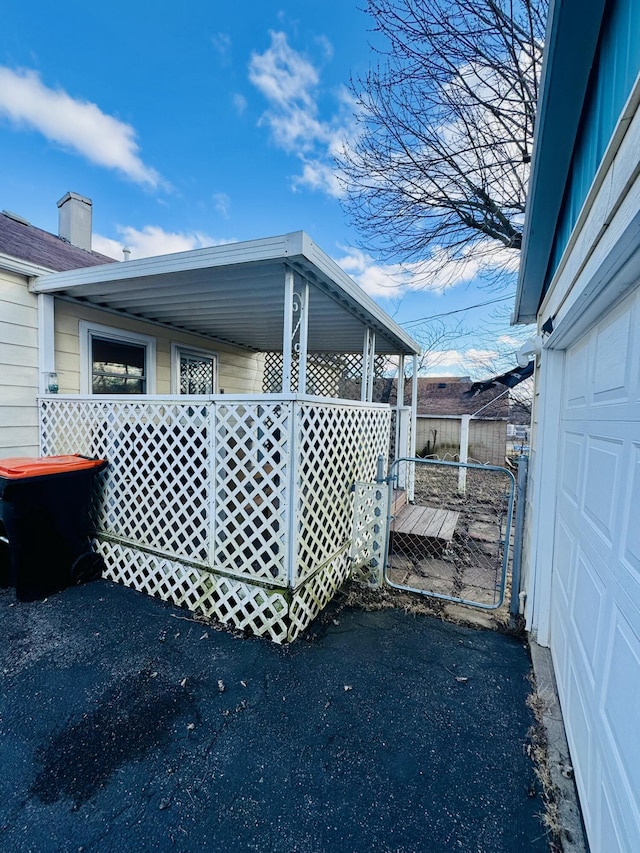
546,0,640,287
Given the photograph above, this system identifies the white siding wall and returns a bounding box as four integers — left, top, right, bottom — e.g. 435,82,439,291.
0,270,39,456
54,300,265,395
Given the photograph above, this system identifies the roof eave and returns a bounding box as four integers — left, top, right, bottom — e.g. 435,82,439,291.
514,0,607,324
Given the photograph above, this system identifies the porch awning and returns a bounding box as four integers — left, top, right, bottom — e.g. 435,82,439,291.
30,231,419,356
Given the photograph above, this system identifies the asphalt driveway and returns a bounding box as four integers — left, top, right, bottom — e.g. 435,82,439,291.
0,580,550,852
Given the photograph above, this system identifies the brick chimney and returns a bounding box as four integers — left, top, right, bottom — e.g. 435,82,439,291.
57,192,92,250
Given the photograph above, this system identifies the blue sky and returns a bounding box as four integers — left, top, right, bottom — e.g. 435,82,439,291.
0,0,530,376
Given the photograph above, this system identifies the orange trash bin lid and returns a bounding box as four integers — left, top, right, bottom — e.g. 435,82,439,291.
0,455,106,480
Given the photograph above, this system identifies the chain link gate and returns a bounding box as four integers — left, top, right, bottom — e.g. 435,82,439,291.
382,458,516,610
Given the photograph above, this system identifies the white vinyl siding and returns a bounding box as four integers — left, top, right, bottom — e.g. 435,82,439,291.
0,270,39,455
54,301,264,395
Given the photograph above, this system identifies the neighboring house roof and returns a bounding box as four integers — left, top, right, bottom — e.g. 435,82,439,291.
514,0,607,322
0,211,117,272
389,377,509,418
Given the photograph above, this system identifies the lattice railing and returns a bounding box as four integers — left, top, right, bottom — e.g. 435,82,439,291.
40,398,212,563
294,401,390,586
213,401,290,584
262,352,391,400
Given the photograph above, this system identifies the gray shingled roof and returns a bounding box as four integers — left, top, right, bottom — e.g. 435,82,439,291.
0,211,117,272
389,376,509,417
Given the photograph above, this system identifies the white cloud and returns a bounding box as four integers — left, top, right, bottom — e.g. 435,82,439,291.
93,225,235,260
293,160,343,198
0,67,161,187
496,334,521,347
315,35,334,62
248,32,354,196
212,192,231,217
211,33,232,64
233,93,248,116
250,32,319,113
335,242,518,298
421,347,499,377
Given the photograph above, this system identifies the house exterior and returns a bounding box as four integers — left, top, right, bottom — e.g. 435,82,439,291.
0,193,420,643
514,0,640,849
389,376,509,466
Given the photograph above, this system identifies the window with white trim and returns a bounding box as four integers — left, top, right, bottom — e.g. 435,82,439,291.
80,322,156,395
171,344,217,395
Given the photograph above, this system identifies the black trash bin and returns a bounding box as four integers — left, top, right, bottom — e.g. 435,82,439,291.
0,455,107,601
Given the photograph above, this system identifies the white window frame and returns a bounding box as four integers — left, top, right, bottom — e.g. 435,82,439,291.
170,343,218,395
79,321,157,395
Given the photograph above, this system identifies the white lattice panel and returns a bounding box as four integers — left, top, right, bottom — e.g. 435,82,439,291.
41,398,212,564
214,402,290,583
288,549,352,641
97,539,290,643
351,482,387,587
40,396,392,642
294,402,390,585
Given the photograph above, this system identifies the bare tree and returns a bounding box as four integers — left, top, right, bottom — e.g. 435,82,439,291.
373,318,468,402
338,0,548,280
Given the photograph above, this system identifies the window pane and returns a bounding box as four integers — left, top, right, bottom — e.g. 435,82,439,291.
179,353,214,394
92,337,146,394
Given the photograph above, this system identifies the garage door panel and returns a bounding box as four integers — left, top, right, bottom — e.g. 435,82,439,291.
561,432,584,504
621,442,640,578
565,335,591,410
566,660,594,823
554,518,575,599
571,546,606,685
583,436,623,545
600,608,640,836
593,299,633,405
598,781,627,853
551,592,570,695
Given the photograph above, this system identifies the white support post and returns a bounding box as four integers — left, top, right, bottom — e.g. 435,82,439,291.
282,267,295,393
361,329,371,402
38,294,56,394
396,355,406,476
396,408,410,489
410,355,418,457
366,331,376,401
458,414,471,494
409,354,418,502
296,280,309,394
397,355,405,407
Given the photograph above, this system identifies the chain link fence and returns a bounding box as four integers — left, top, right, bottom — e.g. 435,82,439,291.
386,459,515,609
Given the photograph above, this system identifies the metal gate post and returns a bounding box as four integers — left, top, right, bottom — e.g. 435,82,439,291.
510,455,529,616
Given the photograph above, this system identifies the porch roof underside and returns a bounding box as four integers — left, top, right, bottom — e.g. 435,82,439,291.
31,231,420,356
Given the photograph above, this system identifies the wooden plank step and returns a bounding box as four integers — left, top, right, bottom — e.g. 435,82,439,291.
393,504,459,543
394,504,423,534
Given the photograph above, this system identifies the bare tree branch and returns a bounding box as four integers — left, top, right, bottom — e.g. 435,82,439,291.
337,0,548,283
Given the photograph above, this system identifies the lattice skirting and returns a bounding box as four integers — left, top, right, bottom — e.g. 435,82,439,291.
95,539,349,644
287,548,352,642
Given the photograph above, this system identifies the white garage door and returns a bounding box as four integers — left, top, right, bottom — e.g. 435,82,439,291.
552,283,640,851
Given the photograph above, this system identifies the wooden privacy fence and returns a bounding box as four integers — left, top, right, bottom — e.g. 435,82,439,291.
414,415,507,467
